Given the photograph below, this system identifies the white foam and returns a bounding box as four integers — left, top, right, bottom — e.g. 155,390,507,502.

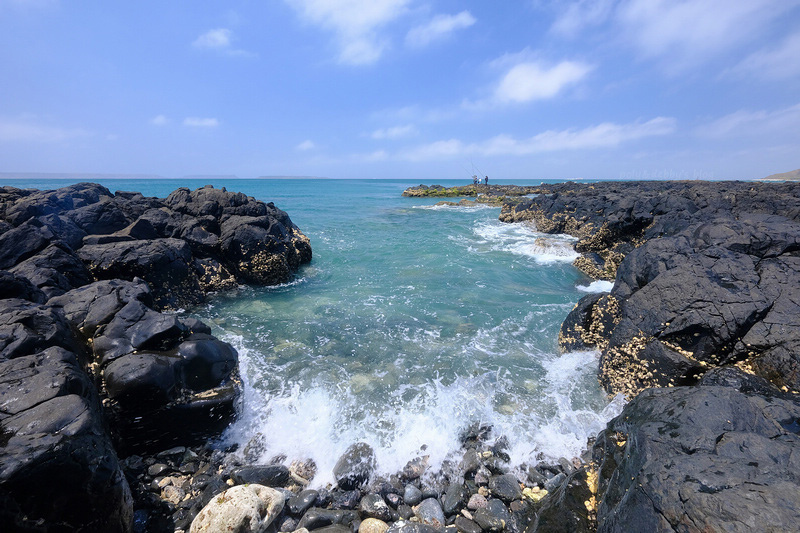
413,203,499,211
469,221,579,264
577,280,614,293
220,334,626,488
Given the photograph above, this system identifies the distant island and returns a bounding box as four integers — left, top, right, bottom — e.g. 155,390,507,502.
761,168,800,181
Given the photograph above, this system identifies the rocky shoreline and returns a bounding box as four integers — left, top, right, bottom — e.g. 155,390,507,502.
0,183,312,531
501,180,800,531
3,180,800,532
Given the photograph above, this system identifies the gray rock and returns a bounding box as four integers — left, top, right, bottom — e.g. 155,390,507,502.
442,482,468,516
472,507,505,533
297,508,359,530
466,493,487,511
593,382,800,533
230,464,291,487
454,516,482,533
403,484,423,506
387,520,441,533
360,493,393,521
288,489,319,515
413,498,446,528
543,473,566,493
488,474,521,503
460,449,481,474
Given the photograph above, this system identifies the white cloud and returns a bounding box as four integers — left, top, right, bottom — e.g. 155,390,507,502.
726,31,800,80
296,140,316,151
616,0,789,68
0,117,90,142
150,115,169,126
284,0,410,65
193,28,232,49
696,103,800,138
405,11,476,48
183,117,219,128
192,28,253,57
371,124,417,139
493,60,593,103
400,117,676,161
549,0,799,73
550,0,615,37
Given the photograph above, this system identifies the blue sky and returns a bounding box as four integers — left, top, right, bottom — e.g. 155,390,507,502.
1,0,799,180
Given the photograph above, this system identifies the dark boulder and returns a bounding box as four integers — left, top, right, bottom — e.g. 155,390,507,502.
48,278,153,337
0,299,84,361
67,196,131,235
230,465,291,487
78,238,202,310
592,378,800,532
527,468,595,533
0,270,46,303
0,220,55,270
104,352,180,407
0,394,133,532
10,243,92,298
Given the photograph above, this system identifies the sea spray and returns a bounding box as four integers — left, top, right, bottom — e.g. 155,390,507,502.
215,331,624,488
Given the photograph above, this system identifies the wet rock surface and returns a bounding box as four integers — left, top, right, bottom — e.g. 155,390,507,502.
0,183,312,531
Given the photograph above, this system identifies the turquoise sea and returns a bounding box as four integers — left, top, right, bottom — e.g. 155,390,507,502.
2,178,623,484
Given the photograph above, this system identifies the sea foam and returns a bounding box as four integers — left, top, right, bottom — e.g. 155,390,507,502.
576,280,614,293
220,333,625,488
470,221,580,264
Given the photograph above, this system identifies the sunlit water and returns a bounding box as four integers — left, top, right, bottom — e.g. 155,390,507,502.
3,177,624,485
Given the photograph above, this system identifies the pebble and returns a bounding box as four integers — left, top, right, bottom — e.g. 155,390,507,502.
467,494,488,510
360,518,390,533
147,463,170,477
360,493,393,522
454,516,482,533
413,498,446,527
403,485,423,506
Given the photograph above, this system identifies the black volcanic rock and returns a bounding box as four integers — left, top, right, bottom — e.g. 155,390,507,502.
0,307,131,532
0,182,312,530
515,182,800,397
592,377,800,533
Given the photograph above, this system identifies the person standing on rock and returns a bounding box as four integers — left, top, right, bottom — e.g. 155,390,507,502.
484,176,489,185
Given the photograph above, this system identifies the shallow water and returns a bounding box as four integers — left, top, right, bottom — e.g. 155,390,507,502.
3,177,624,485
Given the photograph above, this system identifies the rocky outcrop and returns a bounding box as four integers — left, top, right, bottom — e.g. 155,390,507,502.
403,184,540,199
501,181,800,399
500,180,800,280
0,183,311,531
0,298,133,532
527,368,800,533
500,181,800,532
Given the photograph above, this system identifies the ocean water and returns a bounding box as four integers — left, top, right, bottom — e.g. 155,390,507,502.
2,177,624,485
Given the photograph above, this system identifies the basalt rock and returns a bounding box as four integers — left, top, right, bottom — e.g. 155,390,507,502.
2,182,312,311
0,304,132,532
0,183,312,530
591,373,800,532
531,182,800,398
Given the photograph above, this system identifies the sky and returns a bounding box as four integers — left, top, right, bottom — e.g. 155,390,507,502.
1,0,799,180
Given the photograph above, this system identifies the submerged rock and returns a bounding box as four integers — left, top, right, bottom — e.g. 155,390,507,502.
334,442,377,490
